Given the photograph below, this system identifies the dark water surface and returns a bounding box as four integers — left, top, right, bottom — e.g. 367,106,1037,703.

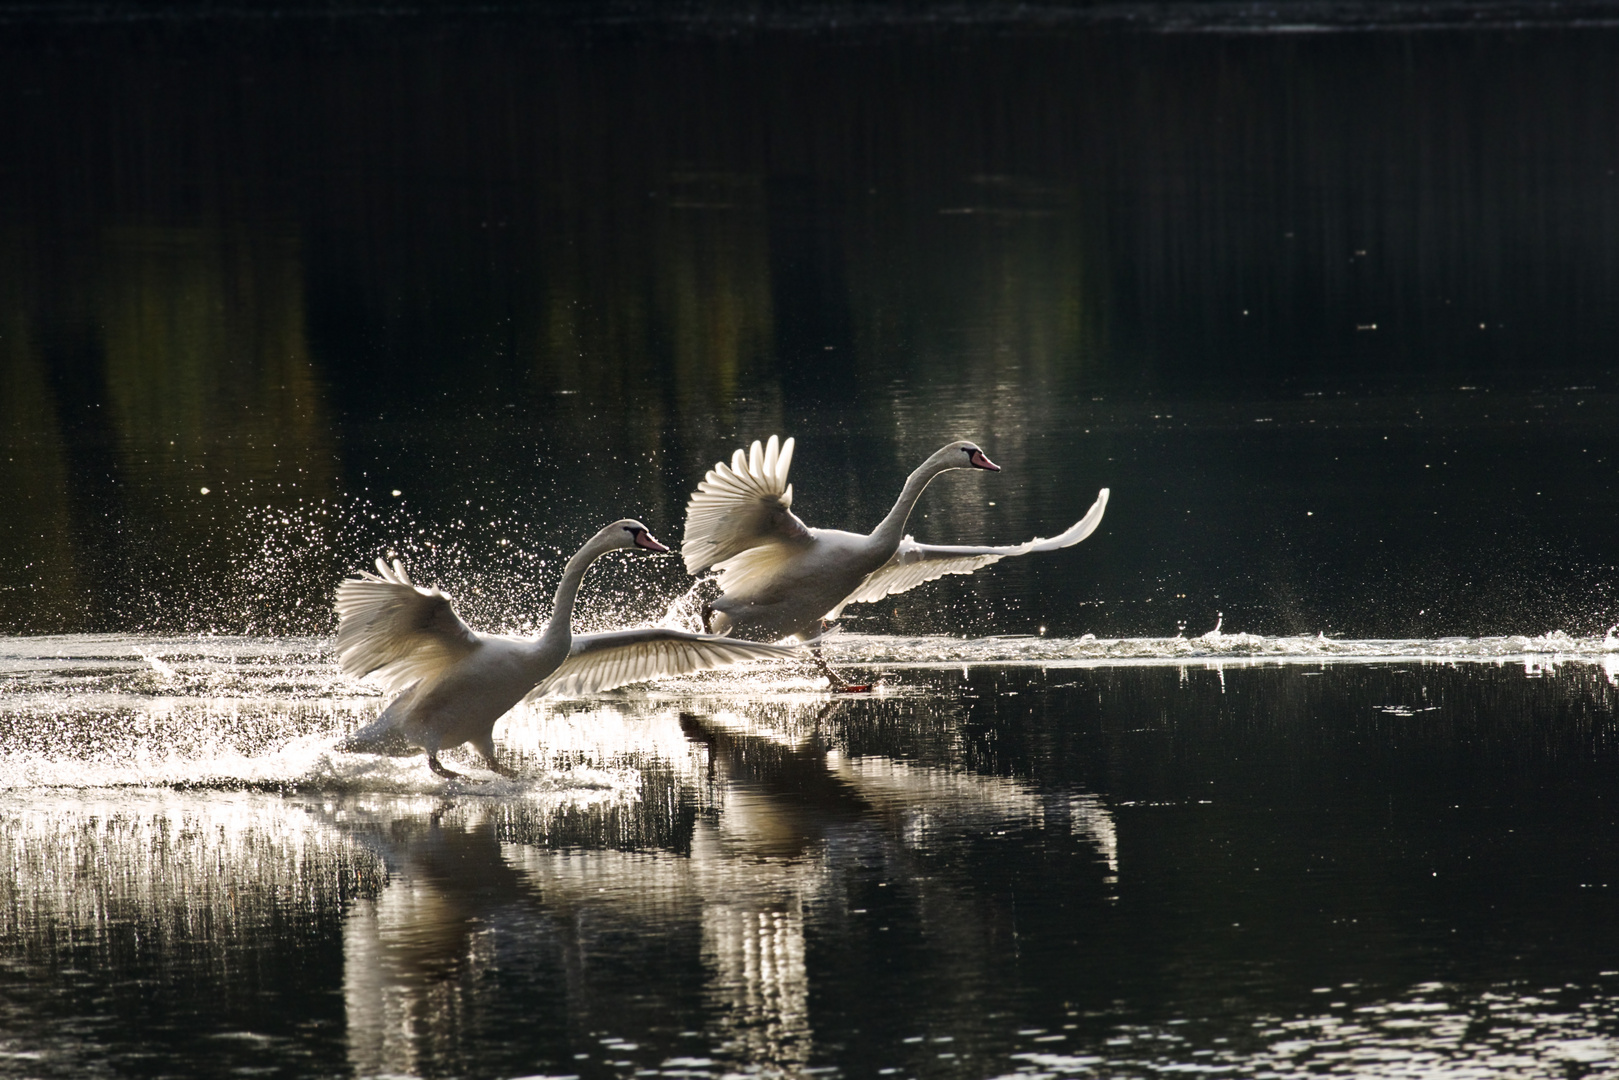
3,637,1619,1078
5,7,1619,1078
3,7,1618,638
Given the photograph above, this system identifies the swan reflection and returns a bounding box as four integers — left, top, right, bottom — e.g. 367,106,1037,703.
0,689,1120,1076
325,694,1121,1074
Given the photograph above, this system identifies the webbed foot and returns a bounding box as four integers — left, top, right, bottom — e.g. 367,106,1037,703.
812,646,869,692
428,754,462,779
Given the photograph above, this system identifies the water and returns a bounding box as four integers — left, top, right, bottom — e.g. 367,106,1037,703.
3,633,1619,1076
5,3,1619,1076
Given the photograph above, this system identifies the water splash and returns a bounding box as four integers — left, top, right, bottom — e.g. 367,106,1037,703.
4,631,1615,795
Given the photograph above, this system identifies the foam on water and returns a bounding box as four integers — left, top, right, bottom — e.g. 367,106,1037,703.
2,629,1615,794
0,635,645,796
829,628,1619,668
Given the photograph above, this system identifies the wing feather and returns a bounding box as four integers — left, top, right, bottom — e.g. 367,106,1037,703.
827,552,1005,619
333,558,479,694
682,435,810,573
829,488,1110,617
530,628,798,700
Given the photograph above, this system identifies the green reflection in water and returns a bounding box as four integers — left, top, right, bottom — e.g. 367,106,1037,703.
98,225,333,497
538,172,774,411
1,223,342,633
0,241,82,630
847,178,1107,578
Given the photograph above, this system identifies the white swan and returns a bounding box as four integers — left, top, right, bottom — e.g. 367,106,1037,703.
683,436,1109,681
335,519,798,778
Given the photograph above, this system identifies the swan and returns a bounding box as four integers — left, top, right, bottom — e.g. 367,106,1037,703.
682,436,1109,682
335,519,798,778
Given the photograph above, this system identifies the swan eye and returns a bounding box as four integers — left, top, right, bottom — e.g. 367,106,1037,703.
965,446,1001,471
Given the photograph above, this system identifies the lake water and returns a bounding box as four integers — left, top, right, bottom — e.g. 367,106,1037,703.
3,3,1619,1077
3,634,1619,1077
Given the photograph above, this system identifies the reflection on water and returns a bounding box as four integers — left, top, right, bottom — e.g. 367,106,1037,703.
1,633,1617,1075
3,17,1619,639
0,790,374,1078
2,223,340,636
1,791,379,947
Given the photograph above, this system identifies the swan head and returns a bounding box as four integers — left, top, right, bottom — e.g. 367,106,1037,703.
609,519,671,553
935,439,1000,473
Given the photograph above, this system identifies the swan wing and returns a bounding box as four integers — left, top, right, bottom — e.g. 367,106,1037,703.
829,488,1110,616
529,629,799,699
682,435,811,573
826,550,1006,618
334,558,479,694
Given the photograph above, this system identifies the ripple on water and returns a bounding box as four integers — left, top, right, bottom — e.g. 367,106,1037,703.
983,981,1619,1079
828,630,1619,668
1,631,1614,794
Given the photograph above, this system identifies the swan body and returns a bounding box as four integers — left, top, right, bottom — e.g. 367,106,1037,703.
683,436,1110,648
335,519,798,777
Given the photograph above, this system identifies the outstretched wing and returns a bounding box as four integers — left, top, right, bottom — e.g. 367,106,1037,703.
333,558,478,694
530,628,799,699
682,435,811,574
829,488,1110,617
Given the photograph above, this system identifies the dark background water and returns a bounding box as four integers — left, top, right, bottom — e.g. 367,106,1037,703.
3,5,1618,639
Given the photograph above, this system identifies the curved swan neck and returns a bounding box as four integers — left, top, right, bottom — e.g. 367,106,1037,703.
540,533,616,647
870,454,954,553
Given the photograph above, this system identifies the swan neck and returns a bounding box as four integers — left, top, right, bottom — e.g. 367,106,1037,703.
870,458,947,553
541,538,607,647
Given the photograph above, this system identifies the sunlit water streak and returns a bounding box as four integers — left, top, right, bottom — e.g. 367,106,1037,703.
2,631,1615,793
987,979,1619,1080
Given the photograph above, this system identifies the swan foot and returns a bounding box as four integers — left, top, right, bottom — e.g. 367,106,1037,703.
427,754,463,779
812,647,871,693
701,601,715,635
